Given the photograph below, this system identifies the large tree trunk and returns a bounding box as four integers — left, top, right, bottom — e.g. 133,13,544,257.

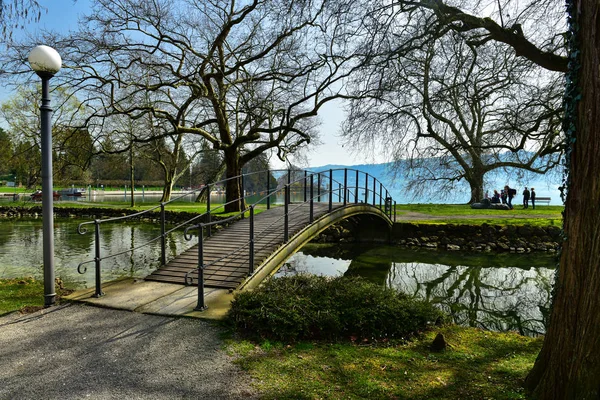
224,149,244,212
160,171,174,203
524,2,600,398
466,169,484,204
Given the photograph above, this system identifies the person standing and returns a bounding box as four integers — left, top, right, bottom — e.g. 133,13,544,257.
531,188,536,210
505,185,515,209
523,187,531,209
501,189,507,204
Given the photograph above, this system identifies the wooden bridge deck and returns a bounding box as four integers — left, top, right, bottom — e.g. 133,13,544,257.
145,202,336,289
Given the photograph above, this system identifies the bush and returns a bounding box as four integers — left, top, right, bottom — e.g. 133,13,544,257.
226,275,444,342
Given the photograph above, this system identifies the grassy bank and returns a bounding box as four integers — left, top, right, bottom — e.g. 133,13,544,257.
228,325,542,399
394,204,563,227
0,277,72,316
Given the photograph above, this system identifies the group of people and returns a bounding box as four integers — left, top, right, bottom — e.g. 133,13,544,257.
486,186,537,210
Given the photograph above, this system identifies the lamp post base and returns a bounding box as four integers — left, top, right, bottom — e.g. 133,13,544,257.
44,293,56,307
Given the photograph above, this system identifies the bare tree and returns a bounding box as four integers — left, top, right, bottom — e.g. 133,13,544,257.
0,0,359,211
344,32,563,203
381,0,567,72
0,0,44,40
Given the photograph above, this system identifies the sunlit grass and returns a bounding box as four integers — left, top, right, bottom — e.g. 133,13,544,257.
0,277,72,316
227,325,542,400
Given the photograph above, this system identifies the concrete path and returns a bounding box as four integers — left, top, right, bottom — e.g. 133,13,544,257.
0,303,257,400
65,278,235,320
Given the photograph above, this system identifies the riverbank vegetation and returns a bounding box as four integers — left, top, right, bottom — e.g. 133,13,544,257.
225,275,542,399
228,275,443,342
0,277,71,316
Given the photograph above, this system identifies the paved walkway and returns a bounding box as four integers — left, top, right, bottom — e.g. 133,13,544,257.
65,278,234,320
0,303,258,400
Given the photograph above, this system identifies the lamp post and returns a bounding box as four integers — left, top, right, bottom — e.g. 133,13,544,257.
28,45,62,307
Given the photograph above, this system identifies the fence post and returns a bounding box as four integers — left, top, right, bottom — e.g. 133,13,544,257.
284,184,289,242
93,220,104,297
365,173,369,204
266,171,271,210
372,177,376,205
317,173,321,202
249,205,255,274
343,168,348,206
303,170,307,202
328,169,333,212
240,174,245,219
206,184,212,237
195,224,207,311
310,174,314,223
160,202,166,265
355,170,359,204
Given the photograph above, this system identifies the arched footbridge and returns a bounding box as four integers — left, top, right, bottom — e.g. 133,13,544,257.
76,169,395,310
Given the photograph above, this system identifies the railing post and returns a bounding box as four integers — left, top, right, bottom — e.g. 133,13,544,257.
343,168,347,206
328,169,333,212
240,174,245,219
249,205,255,274
317,173,321,202
287,169,292,204
338,183,342,203
284,184,289,242
386,189,390,218
310,174,314,223
379,182,383,210
160,202,166,265
195,224,207,311
365,173,369,204
266,171,271,210
373,177,376,205
206,184,212,237
93,220,104,298
355,170,359,204
303,170,307,202
394,200,397,222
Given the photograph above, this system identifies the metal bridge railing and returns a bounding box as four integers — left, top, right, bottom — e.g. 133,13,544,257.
75,168,395,302
182,168,396,311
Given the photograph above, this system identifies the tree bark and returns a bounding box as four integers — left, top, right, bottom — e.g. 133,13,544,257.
466,169,484,204
224,149,244,213
525,1,600,398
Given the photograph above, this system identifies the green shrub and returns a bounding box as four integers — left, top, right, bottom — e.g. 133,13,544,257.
227,275,444,342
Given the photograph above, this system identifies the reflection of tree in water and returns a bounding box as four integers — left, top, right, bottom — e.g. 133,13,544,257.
387,263,554,336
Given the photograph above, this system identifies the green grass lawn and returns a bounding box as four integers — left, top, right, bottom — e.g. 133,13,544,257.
0,277,72,316
393,204,563,227
227,325,542,400
396,203,563,216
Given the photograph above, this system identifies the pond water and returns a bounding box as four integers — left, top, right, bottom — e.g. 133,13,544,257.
276,244,556,336
0,218,190,289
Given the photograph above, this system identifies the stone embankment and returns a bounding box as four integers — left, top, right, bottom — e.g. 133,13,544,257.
0,206,215,225
315,220,562,253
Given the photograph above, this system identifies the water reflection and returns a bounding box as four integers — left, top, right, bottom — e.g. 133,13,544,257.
0,218,190,288
277,244,556,335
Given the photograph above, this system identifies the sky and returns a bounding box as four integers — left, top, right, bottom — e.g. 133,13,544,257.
1,0,371,169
